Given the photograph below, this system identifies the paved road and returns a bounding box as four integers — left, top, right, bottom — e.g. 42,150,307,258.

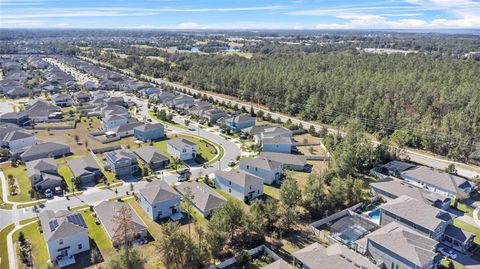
81,56,480,180
0,94,240,231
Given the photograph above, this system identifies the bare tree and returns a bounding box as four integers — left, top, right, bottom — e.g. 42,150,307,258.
112,204,137,268
180,187,195,240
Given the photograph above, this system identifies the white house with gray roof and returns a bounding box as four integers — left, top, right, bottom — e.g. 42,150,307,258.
258,152,307,171
67,156,102,184
167,138,197,161
261,136,293,153
293,242,377,269
26,157,63,191
225,114,255,133
39,210,90,264
93,200,148,245
105,149,138,176
102,115,129,130
239,157,283,185
355,222,441,269
400,165,475,197
52,93,73,107
214,169,263,202
176,182,227,218
138,180,181,220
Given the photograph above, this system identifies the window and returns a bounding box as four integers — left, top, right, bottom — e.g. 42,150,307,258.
229,189,231,193
78,244,82,250
59,239,63,245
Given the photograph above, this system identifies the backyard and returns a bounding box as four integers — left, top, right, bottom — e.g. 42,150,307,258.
1,164,34,202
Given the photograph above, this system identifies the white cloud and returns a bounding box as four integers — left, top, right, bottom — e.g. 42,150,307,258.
177,22,200,29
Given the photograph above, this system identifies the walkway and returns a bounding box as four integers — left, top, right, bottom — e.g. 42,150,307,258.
7,219,38,269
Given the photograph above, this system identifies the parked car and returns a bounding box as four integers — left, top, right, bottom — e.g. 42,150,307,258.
147,118,152,122
179,111,187,116
177,174,188,182
228,159,235,167
219,129,226,133
239,134,248,140
438,247,457,259
44,189,53,199
177,168,190,175
54,186,62,194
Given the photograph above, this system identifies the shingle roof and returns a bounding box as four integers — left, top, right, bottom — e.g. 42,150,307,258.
240,157,282,171
176,182,227,213
39,210,88,242
21,142,70,159
140,180,180,205
401,166,473,194
258,152,306,167
167,138,196,149
356,222,439,268
133,146,169,164
261,259,292,269
380,195,453,231
134,123,164,132
67,156,100,178
383,160,416,173
106,149,137,164
293,243,377,269
215,169,263,188
262,136,292,145
0,126,33,142
93,200,147,240
112,121,143,133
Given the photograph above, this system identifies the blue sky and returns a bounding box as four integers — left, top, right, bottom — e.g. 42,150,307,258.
0,0,479,29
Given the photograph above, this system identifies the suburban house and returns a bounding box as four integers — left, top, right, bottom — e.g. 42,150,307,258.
380,195,475,252
225,114,255,132
382,160,416,176
26,158,63,191
203,108,228,123
102,115,129,130
39,210,90,265
167,138,197,161
5,86,29,98
111,121,143,138
133,146,169,171
263,260,292,269
133,123,165,142
293,242,377,269
102,105,129,118
105,149,139,176
166,95,195,108
400,165,475,197
93,201,148,245
239,157,283,185
258,152,308,171
244,125,293,144
0,112,31,126
355,222,441,269
371,178,451,210
52,93,73,107
0,125,35,151
74,92,91,103
105,96,125,106
176,182,227,218
138,180,181,220
67,156,102,184
20,142,71,162
261,136,293,153
214,169,264,202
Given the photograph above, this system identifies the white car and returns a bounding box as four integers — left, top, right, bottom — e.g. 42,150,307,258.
438,247,457,259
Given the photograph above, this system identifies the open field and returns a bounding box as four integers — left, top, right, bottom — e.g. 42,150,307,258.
1,164,34,202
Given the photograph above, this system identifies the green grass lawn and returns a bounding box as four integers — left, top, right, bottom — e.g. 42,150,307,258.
2,165,35,202
0,180,13,209
440,257,468,269
152,138,187,171
80,209,112,251
13,221,49,269
0,224,15,269
263,185,280,200
453,218,480,244
127,199,162,239
148,111,187,129
57,163,74,190
452,201,476,218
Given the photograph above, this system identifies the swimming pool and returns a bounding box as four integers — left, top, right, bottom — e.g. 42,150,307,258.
368,209,381,222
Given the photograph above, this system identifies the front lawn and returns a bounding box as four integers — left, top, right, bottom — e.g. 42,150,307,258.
80,209,112,251
13,221,49,269
57,163,74,190
453,218,480,244
0,224,15,269
1,165,34,202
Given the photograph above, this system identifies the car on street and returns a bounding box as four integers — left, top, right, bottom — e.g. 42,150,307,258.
438,247,457,259
177,174,188,182
147,118,152,122
228,159,235,167
177,168,190,175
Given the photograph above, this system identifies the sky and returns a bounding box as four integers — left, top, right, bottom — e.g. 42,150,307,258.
0,0,479,30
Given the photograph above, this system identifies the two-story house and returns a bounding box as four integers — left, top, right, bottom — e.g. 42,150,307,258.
167,138,197,161
138,180,181,220
39,210,90,265
52,93,73,107
102,115,129,130
134,123,165,142
214,169,264,202
26,158,63,191
225,114,255,133
105,149,139,176
239,157,283,185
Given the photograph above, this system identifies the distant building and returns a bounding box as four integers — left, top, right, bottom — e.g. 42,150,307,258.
214,169,263,202
138,180,181,220
225,114,255,133
52,93,73,107
39,210,90,264
167,138,197,161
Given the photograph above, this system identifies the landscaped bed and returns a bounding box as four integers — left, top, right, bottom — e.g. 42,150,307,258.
13,221,49,269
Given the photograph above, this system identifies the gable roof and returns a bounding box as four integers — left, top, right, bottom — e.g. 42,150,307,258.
133,146,169,164
93,200,147,240
215,169,263,188
262,136,293,145
262,259,292,269
293,243,376,269
176,182,227,213
401,166,473,194
134,123,164,132
167,137,196,149
21,142,70,159
112,121,143,133
67,156,100,178
106,149,137,164
356,222,439,268
39,210,88,242
0,126,33,142
140,180,180,205
258,152,307,167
